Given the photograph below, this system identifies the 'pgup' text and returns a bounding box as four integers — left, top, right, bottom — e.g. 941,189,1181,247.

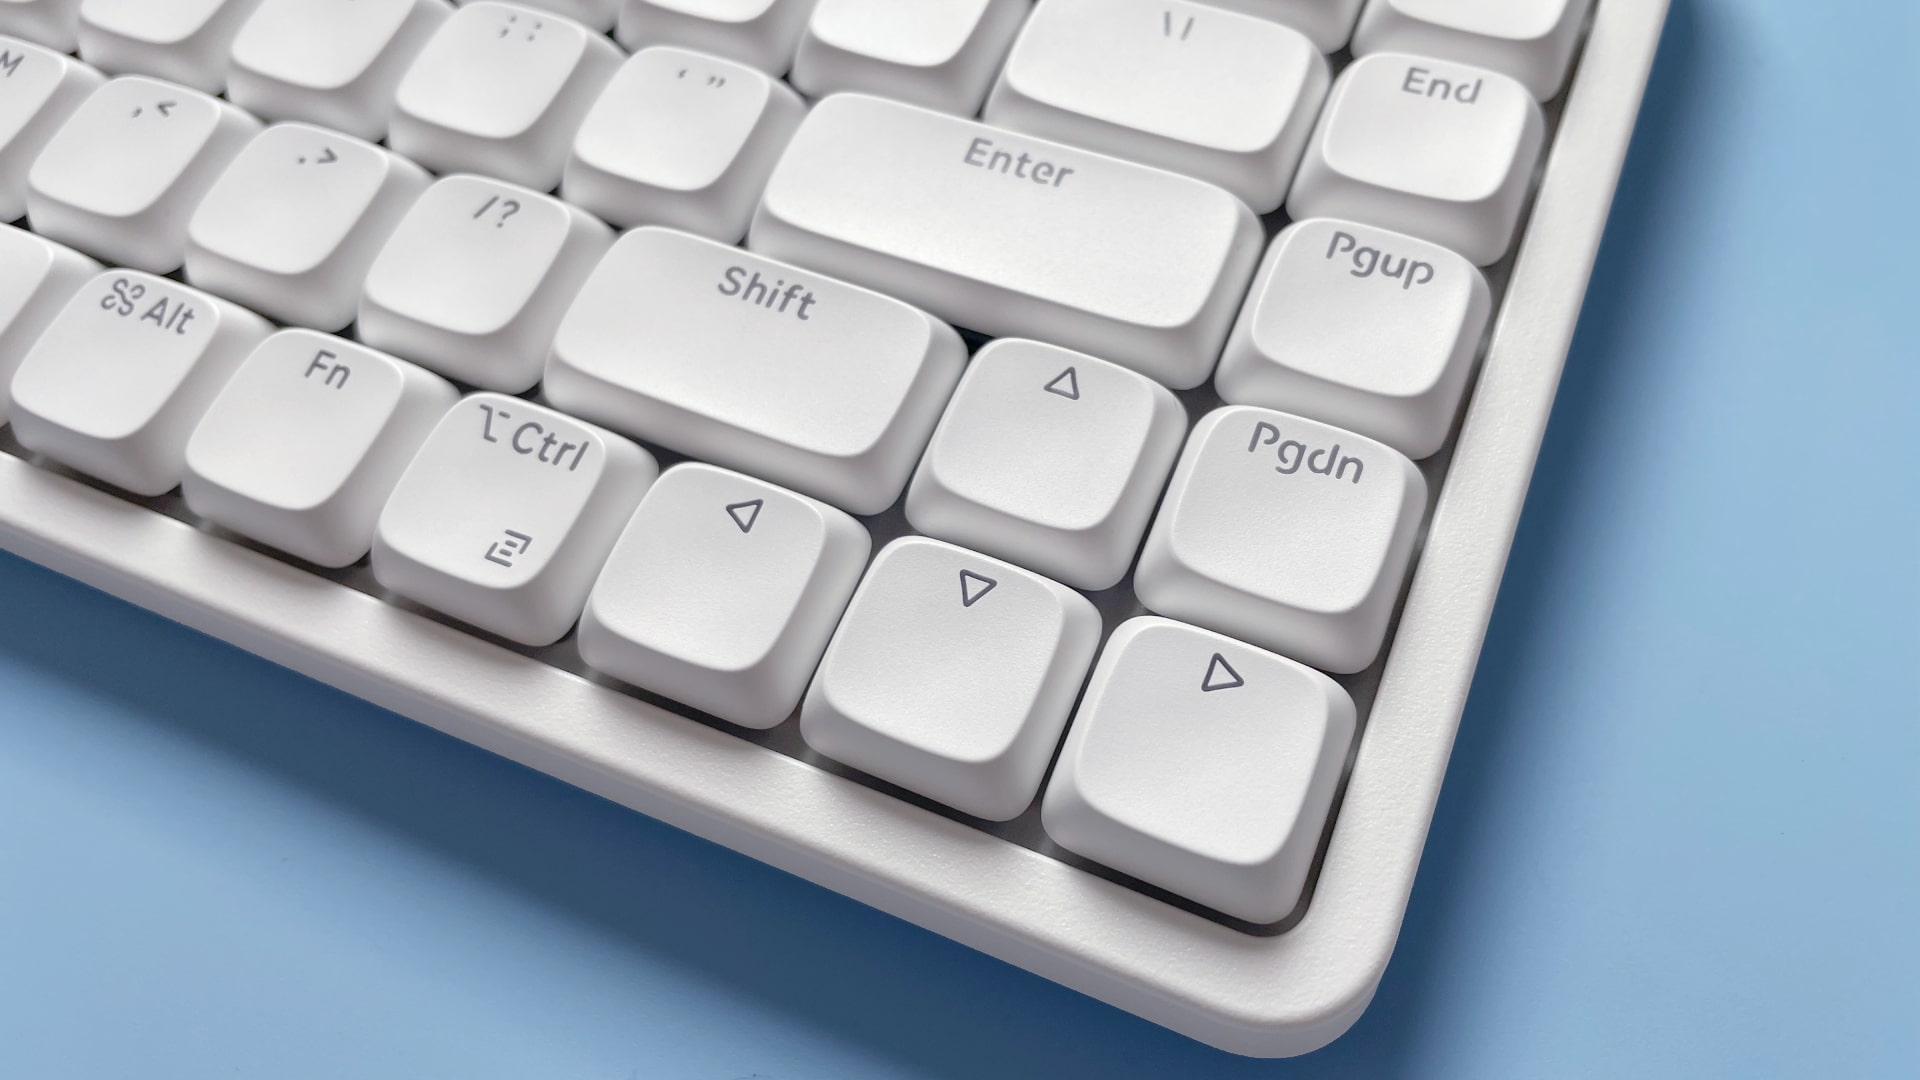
1326,231,1435,291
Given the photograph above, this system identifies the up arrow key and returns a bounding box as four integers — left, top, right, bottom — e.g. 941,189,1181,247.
725,498,764,533
1201,653,1244,692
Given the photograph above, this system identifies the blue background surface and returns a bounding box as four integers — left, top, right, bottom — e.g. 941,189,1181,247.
3,2,1916,1076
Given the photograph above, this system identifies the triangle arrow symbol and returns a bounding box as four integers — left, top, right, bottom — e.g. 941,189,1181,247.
1043,367,1080,401
725,499,764,534
959,570,998,608
155,101,175,117
1201,653,1244,692
318,147,337,164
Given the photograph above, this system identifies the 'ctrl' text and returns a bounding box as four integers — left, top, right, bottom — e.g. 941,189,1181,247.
477,402,589,472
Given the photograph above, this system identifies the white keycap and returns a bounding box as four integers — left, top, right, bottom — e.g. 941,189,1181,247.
547,227,965,515
228,0,453,141
373,393,657,646
751,94,1262,389
1217,218,1490,459
1136,406,1424,674
361,174,612,391
985,0,1326,214
76,0,265,94
1288,52,1544,267
616,0,817,75
8,270,270,495
182,331,457,567
0,225,95,422
0,38,103,221
460,0,615,32
1353,0,1593,101
563,46,804,239
905,339,1185,591
801,536,1100,821
27,76,259,272
579,462,871,729
0,1,84,52
186,124,430,331
1041,615,1355,924
390,1,621,190
790,0,1028,116
1196,0,1363,54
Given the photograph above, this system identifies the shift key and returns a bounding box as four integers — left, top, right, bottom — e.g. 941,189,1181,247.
749,93,1263,389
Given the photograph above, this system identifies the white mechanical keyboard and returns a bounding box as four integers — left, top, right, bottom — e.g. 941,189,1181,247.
0,0,1667,1056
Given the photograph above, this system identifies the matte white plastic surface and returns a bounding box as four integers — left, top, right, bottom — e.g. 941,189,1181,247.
579,462,870,729
1043,616,1355,923
1289,52,1545,266
547,226,965,515
0,226,95,422
750,93,1263,389
26,75,259,272
801,536,1101,822
791,0,1026,115
185,123,430,331
359,175,612,392
1137,406,1426,674
0,0,85,52
390,1,620,189
227,0,453,140
75,0,263,94
905,338,1185,591
1354,0,1594,101
0,38,102,221
182,330,456,568
8,270,270,495
372,393,658,646
615,0,817,74
0,0,1668,1057
564,45,803,239
986,0,1327,213
1217,218,1492,458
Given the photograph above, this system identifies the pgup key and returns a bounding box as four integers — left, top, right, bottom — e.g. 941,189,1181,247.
1136,406,1426,674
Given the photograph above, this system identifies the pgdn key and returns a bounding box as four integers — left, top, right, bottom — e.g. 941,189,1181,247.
1136,406,1425,674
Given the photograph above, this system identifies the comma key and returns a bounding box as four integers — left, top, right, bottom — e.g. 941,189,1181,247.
1135,405,1425,674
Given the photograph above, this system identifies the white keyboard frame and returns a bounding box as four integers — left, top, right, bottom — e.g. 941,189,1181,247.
0,0,1669,1057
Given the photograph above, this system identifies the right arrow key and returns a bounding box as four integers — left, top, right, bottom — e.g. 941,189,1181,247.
1043,616,1356,925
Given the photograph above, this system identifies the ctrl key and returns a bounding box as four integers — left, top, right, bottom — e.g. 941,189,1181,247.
372,393,658,646
1042,617,1356,924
